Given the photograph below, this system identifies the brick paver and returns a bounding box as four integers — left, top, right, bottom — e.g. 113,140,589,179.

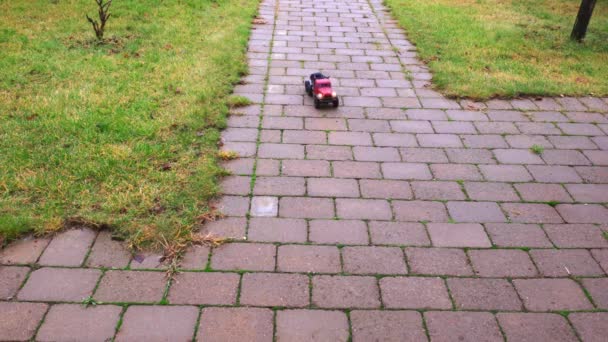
569,313,608,342
94,270,166,303
497,313,578,341
240,272,309,307
0,236,49,265
351,310,427,341
427,223,492,247
406,247,473,276
0,266,29,300
276,309,349,342
86,231,132,268
248,217,307,242
18,267,100,302
309,219,369,244
468,249,538,277
530,249,604,277
513,278,593,311
485,223,553,247
0,302,48,341
342,246,407,274
201,217,247,239
425,311,503,342
581,278,608,309
447,278,523,311
2,0,608,339
38,228,96,267
197,307,273,342
179,245,210,270
277,244,341,273
211,242,276,271
380,276,452,309
368,221,430,246
312,275,380,308
115,306,198,342
37,304,122,342
168,272,240,305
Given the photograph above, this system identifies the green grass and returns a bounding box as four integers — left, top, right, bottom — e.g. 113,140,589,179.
0,0,259,249
384,0,608,99
225,95,253,108
530,144,545,155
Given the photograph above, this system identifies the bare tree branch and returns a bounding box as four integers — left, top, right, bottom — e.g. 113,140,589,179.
86,0,112,41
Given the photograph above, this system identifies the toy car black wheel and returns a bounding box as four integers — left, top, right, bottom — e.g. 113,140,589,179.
314,98,321,109
304,81,312,96
333,98,339,107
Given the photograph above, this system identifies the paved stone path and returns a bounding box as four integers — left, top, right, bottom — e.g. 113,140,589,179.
2,0,608,340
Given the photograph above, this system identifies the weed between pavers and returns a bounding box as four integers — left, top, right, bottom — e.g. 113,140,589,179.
82,296,99,307
530,144,545,155
544,201,559,208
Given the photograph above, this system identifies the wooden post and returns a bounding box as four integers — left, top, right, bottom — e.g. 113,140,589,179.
571,0,597,41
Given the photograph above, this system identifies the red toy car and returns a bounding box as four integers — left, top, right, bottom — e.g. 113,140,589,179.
305,72,339,108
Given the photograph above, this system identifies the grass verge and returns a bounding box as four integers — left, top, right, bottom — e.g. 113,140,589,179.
0,0,259,249
384,0,608,99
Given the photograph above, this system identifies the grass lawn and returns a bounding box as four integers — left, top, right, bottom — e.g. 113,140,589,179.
384,0,608,99
0,0,258,249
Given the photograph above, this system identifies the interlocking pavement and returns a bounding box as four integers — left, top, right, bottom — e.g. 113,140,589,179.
2,0,608,340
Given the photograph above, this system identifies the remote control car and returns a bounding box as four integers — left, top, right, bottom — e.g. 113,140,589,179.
304,72,339,108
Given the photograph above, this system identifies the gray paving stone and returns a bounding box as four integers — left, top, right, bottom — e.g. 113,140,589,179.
448,278,523,311
427,223,492,247
485,223,553,247
312,275,381,309
0,266,29,300
425,311,503,342
513,279,593,311
37,304,122,342
115,306,198,342
18,267,100,302
240,273,309,307
351,311,427,341
380,276,452,309
469,249,538,277
0,302,48,341
86,231,131,268
569,312,608,342
406,247,473,276
531,249,604,277
309,219,369,245
0,237,49,265
248,217,307,243
497,313,577,342
276,310,349,342
197,307,273,342
38,228,97,267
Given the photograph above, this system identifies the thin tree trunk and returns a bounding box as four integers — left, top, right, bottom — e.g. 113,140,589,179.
571,0,597,41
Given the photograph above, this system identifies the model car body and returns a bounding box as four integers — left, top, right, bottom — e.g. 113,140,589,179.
304,72,339,108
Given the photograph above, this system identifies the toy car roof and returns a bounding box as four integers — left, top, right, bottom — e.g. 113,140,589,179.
315,78,331,84
311,72,329,79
